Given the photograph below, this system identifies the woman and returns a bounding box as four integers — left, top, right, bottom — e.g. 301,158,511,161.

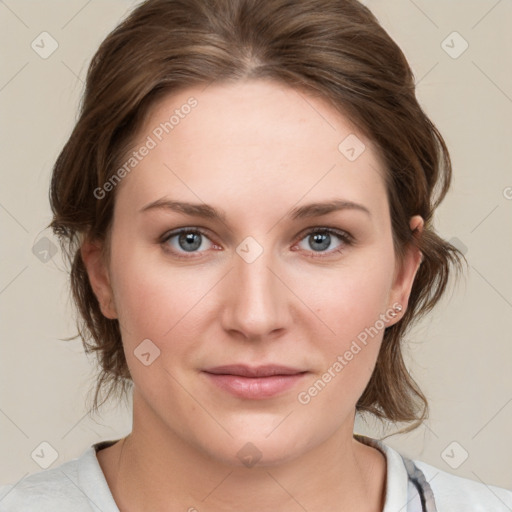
1,0,510,510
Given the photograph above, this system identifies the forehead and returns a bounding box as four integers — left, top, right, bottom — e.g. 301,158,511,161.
115,79,388,220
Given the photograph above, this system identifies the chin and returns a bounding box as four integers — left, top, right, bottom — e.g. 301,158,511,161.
198,424,313,469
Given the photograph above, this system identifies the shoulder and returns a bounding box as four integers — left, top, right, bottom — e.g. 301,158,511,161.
413,458,512,511
0,445,117,512
0,457,83,511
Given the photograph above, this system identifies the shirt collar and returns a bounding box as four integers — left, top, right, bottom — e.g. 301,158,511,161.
354,434,412,512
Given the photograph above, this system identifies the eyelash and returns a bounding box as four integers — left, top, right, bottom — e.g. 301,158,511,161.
159,226,354,260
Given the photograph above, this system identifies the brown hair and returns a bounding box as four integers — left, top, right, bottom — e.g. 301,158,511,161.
49,0,466,433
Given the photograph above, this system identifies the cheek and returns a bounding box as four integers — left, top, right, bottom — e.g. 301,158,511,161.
109,242,218,354
304,256,395,345
297,284,389,418
109,242,175,336
109,255,207,398
296,251,395,401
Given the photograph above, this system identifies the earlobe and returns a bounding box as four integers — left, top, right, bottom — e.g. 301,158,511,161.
80,239,118,319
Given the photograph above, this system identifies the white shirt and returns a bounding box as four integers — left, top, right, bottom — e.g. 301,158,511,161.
1,435,511,511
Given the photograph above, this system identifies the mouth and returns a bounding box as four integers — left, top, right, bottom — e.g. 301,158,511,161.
203,364,307,378
202,364,309,399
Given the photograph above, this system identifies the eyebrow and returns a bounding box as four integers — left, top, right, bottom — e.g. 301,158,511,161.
139,198,371,221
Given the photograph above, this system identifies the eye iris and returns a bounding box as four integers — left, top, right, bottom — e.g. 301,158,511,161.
310,232,330,251
179,232,202,252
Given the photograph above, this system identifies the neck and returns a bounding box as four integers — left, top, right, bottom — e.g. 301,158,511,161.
98,395,386,512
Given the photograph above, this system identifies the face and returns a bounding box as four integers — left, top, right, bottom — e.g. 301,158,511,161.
83,79,422,467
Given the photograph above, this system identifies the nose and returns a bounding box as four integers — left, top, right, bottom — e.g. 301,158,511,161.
220,241,292,341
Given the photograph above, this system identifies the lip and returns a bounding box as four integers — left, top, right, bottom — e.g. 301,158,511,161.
202,364,309,400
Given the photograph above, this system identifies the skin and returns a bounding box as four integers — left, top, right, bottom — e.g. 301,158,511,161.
82,79,423,512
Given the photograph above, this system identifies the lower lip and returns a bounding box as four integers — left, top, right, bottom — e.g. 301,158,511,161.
203,372,308,400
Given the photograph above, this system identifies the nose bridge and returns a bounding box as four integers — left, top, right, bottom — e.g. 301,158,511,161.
222,236,289,338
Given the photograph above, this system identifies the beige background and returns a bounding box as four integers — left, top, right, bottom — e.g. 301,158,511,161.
1,0,511,492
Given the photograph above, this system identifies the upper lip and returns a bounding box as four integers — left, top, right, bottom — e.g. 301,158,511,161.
203,364,307,378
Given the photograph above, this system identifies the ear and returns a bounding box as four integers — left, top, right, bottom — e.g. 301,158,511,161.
80,238,118,320
387,215,424,323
